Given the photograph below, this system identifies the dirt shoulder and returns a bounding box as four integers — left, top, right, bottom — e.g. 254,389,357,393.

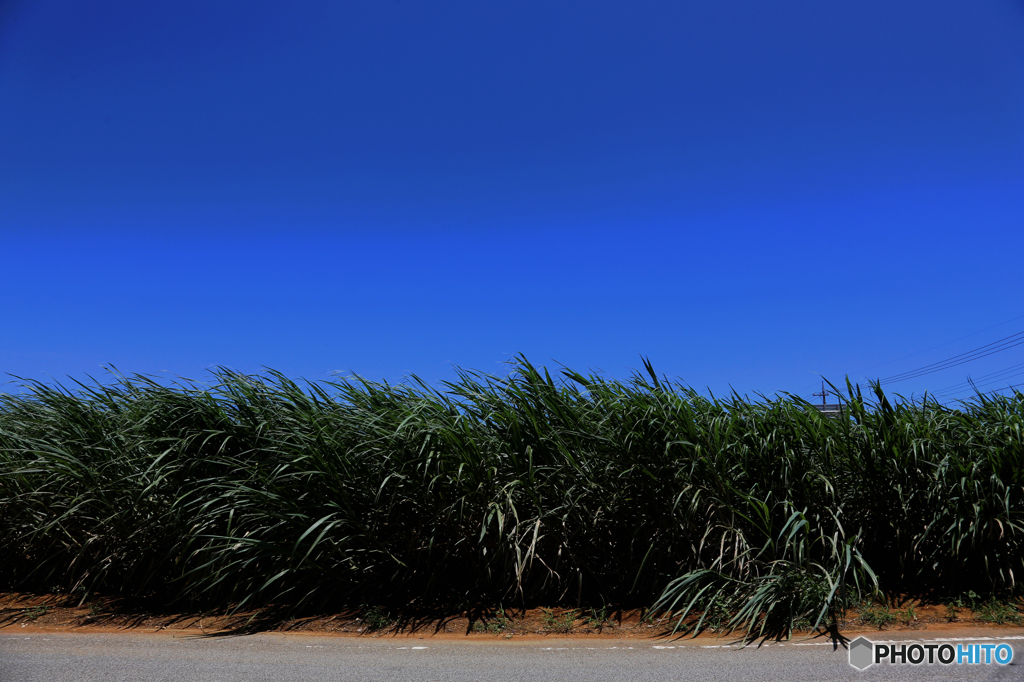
2,593,1021,642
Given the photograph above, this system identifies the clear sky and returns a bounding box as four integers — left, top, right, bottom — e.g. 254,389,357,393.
2,0,1023,403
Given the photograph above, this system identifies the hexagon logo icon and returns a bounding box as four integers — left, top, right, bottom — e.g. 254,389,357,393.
849,636,874,670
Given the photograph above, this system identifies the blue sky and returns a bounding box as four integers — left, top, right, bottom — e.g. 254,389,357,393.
2,0,1023,403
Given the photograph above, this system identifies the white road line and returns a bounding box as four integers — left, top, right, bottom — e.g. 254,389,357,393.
529,636,1024,652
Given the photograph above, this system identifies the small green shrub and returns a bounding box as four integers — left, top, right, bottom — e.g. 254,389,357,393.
587,604,611,630
542,609,576,633
473,610,511,634
859,603,896,630
24,605,48,621
973,598,1023,626
361,606,392,631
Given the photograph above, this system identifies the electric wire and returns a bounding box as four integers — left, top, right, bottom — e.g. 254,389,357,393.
878,329,1024,383
853,312,1024,375
791,314,1024,399
954,383,1024,400
937,371,1024,399
935,361,1024,396
876,331,1024,385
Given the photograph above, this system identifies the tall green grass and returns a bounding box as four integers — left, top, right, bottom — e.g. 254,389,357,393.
1,357,1022,636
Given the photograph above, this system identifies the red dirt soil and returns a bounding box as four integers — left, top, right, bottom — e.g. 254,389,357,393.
2,593,1020,641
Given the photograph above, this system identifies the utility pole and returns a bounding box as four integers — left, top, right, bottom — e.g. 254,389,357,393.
813,380,827,407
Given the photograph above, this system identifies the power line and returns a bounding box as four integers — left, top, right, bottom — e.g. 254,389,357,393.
791,314,1024,398
876,331,1024,385
971,371,1024,391
853,312,1024,375
935,361,1024,395
938,372,1024,399
879,340,1024,385
953,383,1024,400
879,330,1024,382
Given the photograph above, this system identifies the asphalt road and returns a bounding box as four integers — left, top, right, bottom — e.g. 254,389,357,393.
1,631,1022,681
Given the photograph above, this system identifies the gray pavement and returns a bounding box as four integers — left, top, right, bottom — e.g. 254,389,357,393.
1,631,1022,681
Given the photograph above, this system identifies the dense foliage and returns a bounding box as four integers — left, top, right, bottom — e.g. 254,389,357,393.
2,358,1022,636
